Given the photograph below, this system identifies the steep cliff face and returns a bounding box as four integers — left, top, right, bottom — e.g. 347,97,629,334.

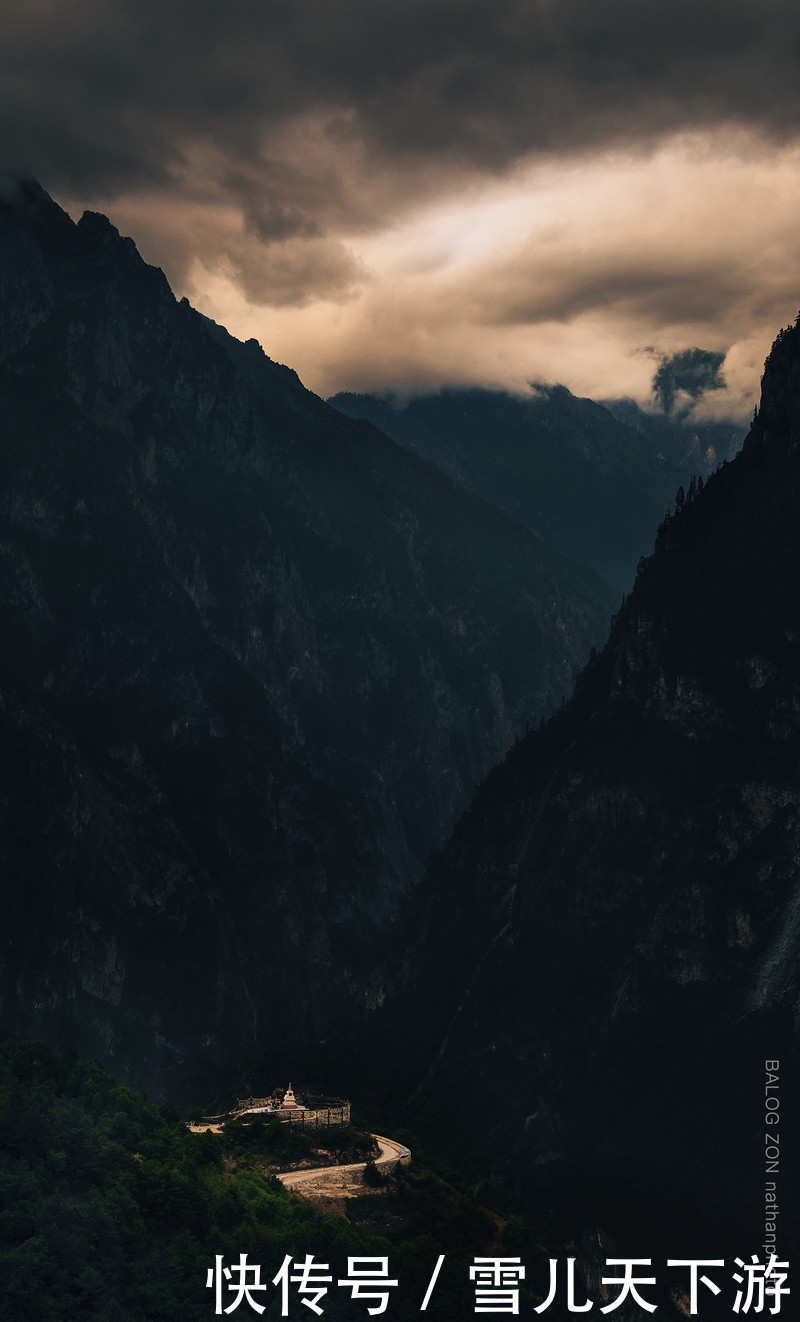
0,181,611,1102
383,318,800,1267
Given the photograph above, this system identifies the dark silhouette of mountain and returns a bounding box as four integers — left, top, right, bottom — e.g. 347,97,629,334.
329,384,736,594
365,319,800,1282
602,392,745,473
0,180,612,1104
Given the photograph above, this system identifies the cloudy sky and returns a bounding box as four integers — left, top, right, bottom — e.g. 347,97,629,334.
4,0,800,415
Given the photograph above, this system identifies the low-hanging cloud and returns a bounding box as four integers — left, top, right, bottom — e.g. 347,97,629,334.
652,348,726,413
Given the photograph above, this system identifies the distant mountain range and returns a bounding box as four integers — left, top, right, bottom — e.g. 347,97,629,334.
601,392,745,471
330,386,745,594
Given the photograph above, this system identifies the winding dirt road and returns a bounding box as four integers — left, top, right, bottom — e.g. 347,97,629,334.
278,1135,411,1198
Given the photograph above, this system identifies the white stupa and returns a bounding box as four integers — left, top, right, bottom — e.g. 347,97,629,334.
281,1082,302,1110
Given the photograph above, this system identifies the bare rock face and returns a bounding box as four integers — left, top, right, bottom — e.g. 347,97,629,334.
382,318,800,1271
0,180,610,1103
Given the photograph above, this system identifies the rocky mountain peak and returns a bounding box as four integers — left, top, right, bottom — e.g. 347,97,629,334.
747,314,800,456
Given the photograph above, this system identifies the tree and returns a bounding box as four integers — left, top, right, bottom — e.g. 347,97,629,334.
362,1159,386,1188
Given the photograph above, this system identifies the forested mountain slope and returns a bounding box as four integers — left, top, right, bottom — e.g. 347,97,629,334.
377,317,800,1277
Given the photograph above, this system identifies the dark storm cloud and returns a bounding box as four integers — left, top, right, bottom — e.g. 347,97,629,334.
480,258,742,328
652,348,726,413
227,233,364,307
3,0,800,203
3,0,800,333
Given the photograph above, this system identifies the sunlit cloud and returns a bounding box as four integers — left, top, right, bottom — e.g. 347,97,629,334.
145,129,800,415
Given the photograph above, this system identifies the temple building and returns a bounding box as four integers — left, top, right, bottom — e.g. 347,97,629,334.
227,1084,351,1129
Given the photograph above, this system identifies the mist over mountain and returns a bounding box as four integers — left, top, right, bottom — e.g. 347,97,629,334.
330,385,744,594
602,391,745,473
0,181,611,1103
363,319,800,1278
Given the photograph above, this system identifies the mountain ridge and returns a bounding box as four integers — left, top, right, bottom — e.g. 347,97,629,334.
0,179,610,1103
329,383,744,594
